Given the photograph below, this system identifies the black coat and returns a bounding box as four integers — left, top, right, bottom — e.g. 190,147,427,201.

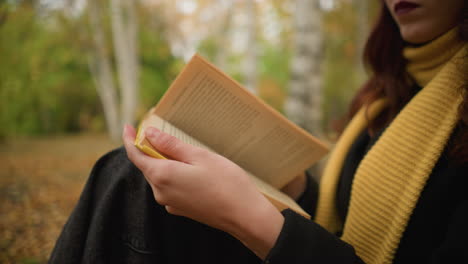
49,131,468,263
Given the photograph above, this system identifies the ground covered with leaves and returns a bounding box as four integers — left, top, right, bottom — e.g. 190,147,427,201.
0,134,117,264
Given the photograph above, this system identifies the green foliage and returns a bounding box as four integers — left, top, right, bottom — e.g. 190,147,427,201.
258,43,291,112
138,9,182,118
259,43,291,94
0,3,97,137
196,37,245,84
321,0,371,134
197,37,218,62
0,1,180,138
0,0,379,138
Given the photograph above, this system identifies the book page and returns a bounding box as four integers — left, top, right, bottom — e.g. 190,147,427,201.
249,173,309,218
135,114,309,218
153,55,328,189
136,114,214,157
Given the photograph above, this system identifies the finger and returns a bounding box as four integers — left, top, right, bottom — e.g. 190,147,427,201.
124,123,137,138
145,127,202,164
122,124,155,171
165,205,183,216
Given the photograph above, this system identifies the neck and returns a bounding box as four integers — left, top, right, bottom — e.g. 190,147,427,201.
404,27,464,87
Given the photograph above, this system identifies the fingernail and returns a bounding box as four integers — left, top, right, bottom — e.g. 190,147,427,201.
146,127,160,138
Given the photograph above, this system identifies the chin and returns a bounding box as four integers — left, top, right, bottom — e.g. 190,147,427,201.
401,34,430,44
399,26,434,44
399,23,457,45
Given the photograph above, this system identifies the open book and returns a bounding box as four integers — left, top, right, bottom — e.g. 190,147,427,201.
135,54,329,218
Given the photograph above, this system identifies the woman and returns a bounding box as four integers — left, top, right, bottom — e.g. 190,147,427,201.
50,0,468,263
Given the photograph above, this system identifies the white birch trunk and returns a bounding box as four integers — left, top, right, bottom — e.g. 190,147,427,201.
110,0,139,127
215,9,233,72
243,0,258,94
285,0,323,136
88,0,120,141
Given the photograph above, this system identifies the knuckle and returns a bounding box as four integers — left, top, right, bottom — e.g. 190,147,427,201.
165,206,182,216
158,134,180,153
143,164,158,178
154,194,168,206
165,205,175,214
134,157,149,172
154,173,171,186
193,147,210,159
150,163,172,186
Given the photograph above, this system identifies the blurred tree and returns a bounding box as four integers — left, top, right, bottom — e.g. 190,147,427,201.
0,1,98,138
88,0,120,141
258,43,291,112
243,0,258,94
110,0,139,128
137,4,183,113
87,0,180,141
0,0,379,141
214,8,234,72
285,0,323,136
321,0,360,136
196,2,234,73
320,0,381,137
0,0,179,139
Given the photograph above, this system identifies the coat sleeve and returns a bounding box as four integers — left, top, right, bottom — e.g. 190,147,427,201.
264,165,468,264
264,198,468,264
263,209,365,264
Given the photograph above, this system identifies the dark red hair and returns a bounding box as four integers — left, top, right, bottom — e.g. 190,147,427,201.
346,2,468,164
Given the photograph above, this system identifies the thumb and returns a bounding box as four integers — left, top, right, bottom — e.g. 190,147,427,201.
145,127,198,164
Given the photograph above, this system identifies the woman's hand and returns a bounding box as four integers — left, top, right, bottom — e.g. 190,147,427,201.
122,125,284,259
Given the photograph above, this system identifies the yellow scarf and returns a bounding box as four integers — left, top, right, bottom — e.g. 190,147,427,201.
314,28,466,264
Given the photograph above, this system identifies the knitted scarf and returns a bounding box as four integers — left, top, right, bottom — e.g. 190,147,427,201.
314,28,467,264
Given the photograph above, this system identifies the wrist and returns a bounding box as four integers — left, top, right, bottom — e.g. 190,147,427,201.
228,197,284,259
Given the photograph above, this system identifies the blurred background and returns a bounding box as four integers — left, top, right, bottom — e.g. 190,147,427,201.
0,0,379,262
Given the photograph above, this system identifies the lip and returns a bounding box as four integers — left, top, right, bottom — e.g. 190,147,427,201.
394,1,420,16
